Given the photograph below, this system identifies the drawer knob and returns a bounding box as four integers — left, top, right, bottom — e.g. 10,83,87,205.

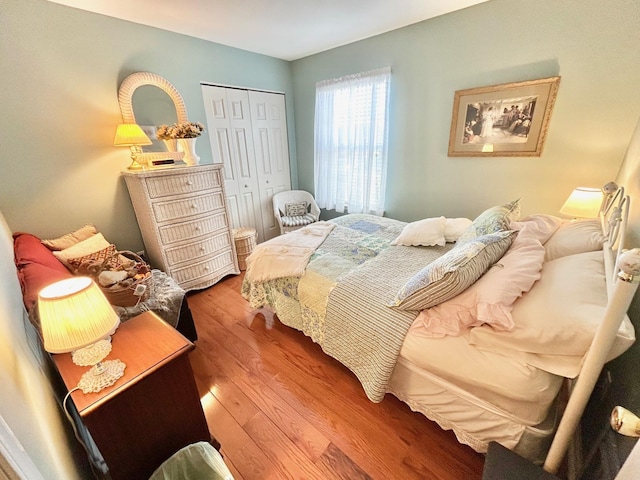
200,247,206,252
195,226,201,231
187,180,193,185
205,266,210,271
191,203,197,209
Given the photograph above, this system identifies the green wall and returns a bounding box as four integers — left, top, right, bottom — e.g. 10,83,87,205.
0,0,296,251
291,0,640,222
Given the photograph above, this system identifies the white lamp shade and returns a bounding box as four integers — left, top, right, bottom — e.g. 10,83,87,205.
113,124,152,147
559,187,604,218
38,277,120,354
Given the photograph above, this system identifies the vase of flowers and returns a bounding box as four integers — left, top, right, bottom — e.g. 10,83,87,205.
158,121,205,166
156,124,178,152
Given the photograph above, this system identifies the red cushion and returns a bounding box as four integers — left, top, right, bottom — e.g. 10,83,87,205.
13,233,72,309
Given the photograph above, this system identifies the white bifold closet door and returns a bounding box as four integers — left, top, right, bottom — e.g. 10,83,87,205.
201,84,291,243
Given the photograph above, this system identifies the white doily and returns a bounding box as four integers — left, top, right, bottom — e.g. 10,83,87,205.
72,339,112,367
77,359,126,394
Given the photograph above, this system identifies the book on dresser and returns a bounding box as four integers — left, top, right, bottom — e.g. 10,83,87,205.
122,164,240,291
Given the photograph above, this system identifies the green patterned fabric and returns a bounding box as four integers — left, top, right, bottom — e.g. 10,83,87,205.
456,199,521,245
241,214,455,402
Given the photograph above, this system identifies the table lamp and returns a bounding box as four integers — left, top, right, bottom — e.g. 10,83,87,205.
113,123,152,170
38,277,125,394
559,187,604,219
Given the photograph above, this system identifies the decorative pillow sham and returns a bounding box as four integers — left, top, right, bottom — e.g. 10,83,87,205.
513,214,563,245
543,219,606,261
391,230,515,311
67,244,120,272
415,220,546,337
391,217,446,247
456,199,521,245
444,218,473,243
52,232,111,269
41,224,97,250
285,202,308,217
468,250,635,377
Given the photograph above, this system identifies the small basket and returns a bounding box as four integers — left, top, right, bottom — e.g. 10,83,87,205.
233,228,257,271
98,250,153,307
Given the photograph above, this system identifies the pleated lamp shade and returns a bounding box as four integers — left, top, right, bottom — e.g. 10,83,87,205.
559,187,604,219
38,277,120,354
113,123,152,147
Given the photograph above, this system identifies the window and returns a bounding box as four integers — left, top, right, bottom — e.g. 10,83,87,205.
314,67,391,216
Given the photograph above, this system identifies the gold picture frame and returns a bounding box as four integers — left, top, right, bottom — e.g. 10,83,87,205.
448,76,560,157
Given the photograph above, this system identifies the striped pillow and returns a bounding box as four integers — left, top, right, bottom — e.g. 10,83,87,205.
391,230,516,311
281,214,316,227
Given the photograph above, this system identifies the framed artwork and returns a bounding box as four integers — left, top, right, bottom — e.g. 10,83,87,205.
448,76,560,157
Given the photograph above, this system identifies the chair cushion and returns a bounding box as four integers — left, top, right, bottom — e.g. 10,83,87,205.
281,214,317,227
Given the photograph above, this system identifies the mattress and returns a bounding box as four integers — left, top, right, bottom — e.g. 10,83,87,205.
398,319,564,425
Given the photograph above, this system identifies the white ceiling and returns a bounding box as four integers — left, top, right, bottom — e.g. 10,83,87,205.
47,0,489,61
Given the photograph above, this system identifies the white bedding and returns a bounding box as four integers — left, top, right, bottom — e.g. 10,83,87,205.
398,320,563,425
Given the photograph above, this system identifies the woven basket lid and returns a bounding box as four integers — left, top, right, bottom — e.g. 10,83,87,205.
232,227,256,240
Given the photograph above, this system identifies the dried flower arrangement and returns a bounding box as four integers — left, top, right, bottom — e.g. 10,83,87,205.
156,121,205,140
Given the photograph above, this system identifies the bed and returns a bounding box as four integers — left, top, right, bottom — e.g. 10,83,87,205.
241,186,639,466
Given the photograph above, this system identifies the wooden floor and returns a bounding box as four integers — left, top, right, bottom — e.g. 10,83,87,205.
186,273,485,480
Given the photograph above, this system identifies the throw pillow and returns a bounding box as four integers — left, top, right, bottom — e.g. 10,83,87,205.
390,230,515,311
41,224,97,250
456,199,521,245
391,217,446,247
67,244,120,273
53,233,111,269
414,219,546,337
285,202,308,217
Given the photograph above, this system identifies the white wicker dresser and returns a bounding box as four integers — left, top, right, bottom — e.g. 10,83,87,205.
122,164,239,292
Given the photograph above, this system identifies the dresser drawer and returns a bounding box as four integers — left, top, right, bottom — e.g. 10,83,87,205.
171,249,235,284
159,211,229,245
152,191,225,223
145,169,223,198
165,231,232,266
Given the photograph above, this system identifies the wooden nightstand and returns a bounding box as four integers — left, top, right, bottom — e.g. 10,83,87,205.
53,311,211,480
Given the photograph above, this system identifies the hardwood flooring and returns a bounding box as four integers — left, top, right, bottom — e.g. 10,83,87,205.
187,273,485,480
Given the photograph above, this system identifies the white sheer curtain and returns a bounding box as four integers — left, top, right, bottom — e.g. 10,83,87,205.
314,67,391,216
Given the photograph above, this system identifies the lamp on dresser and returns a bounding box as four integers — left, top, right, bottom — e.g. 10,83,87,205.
113,123,152,170
38,276,125,394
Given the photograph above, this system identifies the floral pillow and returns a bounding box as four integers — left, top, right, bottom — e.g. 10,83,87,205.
284,202,308,217
456,199,521,246
390,230,515,311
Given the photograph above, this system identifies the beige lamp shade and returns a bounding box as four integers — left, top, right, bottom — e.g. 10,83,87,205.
113,123,152,147
559,187,604,218
38,277,120,354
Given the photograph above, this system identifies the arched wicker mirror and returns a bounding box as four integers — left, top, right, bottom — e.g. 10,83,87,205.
117,72,188,164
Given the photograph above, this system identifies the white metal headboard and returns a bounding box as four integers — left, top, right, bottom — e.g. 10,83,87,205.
544,182,640,474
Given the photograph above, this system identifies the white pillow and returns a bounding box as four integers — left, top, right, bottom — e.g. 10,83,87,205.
414,219,546,337
391,217,446,247
53,233,111,269
41,224,97,250
468,251,635,377
444,218,472,243
514,214,563,244
544,219,606,261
